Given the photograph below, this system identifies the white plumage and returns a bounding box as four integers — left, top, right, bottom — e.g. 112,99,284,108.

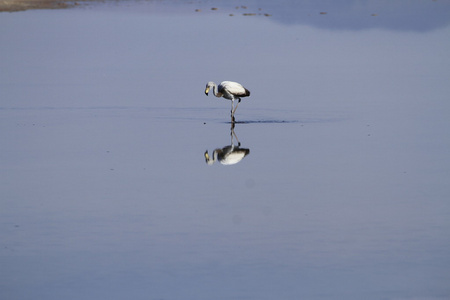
204,145,250,165
205,81,250,120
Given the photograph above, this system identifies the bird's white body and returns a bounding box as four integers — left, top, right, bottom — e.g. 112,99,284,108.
205,81,250,119
204,145,250,165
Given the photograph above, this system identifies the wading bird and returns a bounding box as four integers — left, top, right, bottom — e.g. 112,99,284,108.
204,145,250,165
205,81,250,120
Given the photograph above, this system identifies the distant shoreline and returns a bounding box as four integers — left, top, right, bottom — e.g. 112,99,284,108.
0,0,83,12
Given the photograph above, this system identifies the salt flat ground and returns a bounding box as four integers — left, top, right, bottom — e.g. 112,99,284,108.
1,1,450,299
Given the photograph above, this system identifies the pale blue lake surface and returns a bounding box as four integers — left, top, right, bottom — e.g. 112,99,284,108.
1,1,450,299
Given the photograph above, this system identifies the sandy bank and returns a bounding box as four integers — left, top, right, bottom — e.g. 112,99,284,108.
0,0,84,12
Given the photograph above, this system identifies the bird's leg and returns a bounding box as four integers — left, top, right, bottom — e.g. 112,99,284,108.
230,99,234,118
230,99,236,123
232,98,241,115
231,127,241,146
230,124,234,144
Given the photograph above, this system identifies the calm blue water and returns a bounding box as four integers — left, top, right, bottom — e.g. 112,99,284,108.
1,1,450,299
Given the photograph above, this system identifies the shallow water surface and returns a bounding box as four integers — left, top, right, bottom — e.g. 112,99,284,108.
1,1,450,299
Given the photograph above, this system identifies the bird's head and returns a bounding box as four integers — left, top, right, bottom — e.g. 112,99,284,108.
204,150,214,165
205,81,215,96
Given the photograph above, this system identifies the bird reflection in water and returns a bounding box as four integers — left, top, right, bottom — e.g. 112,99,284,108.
204,123,250,166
